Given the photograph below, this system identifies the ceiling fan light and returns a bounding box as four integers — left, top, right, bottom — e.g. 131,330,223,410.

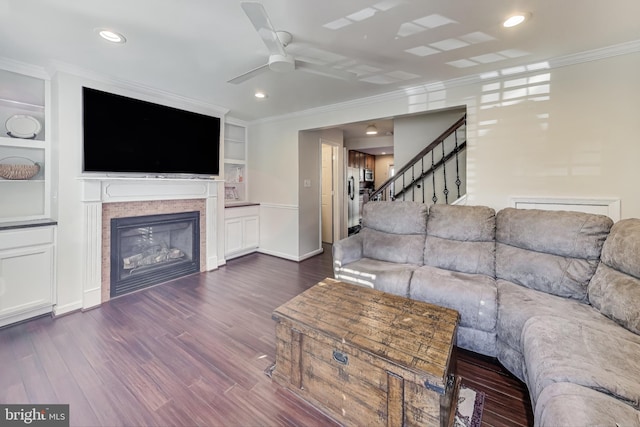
268,53,295,73
365,124,378,135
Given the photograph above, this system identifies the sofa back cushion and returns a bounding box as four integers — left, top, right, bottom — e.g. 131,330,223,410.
363,201,428,234
424,204,496,277
496,208,613,302
361,201,427,265
589,218,640,334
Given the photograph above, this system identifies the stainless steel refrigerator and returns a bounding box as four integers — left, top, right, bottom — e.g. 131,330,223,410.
347,167,360,230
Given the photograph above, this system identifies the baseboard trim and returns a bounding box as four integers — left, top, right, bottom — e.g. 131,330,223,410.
53,300,83,316
83,287,102,310
298,247,324,261
258,247,324,262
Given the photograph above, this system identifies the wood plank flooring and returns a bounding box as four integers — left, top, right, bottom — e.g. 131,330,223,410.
0,246,533,426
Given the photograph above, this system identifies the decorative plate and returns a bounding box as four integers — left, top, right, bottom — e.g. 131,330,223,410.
5,114,42,139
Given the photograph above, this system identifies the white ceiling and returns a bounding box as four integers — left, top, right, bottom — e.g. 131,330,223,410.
1,0,639,122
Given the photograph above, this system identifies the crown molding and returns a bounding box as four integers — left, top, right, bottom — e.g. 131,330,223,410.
0,57,50,79
250,39,640,126
549,39,640,68
47,60,230,116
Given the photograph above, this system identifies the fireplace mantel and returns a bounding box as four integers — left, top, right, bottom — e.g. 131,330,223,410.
79,177,224,310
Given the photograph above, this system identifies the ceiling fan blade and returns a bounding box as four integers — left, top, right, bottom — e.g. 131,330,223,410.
241,2,286,56
295,60,357,81
227,63,270,84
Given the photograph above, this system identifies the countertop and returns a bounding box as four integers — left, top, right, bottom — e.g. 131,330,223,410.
224,202,260,208
0,218,58,231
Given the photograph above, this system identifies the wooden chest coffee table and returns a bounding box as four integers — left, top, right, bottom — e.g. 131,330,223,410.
272,278,460,427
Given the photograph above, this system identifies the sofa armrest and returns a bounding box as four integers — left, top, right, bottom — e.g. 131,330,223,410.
332,233,364,268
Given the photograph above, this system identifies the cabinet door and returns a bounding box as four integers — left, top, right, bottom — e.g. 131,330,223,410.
243,216,259,249
225,218,243,255
0,245,53,319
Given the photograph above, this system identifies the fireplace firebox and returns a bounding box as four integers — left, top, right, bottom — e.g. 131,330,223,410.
110,211,200,297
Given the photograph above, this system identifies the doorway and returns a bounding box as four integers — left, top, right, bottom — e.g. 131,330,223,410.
321,140,340,244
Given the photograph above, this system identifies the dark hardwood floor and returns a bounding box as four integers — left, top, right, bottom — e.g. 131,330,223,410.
0,245,533,426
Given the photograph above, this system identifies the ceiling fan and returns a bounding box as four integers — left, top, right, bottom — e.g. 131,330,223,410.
228,1,356,84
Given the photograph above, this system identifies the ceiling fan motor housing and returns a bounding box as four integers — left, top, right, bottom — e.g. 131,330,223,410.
268,54,295,72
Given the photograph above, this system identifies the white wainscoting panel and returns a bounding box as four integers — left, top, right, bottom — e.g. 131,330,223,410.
511,197,621,221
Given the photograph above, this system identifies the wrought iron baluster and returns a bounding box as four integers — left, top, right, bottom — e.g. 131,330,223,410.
441,139,449,204
455,127,461,199
411,165,415,201
431,150,437,204
421,157,425,203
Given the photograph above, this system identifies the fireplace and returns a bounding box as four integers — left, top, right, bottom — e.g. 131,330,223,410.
110,211,200,297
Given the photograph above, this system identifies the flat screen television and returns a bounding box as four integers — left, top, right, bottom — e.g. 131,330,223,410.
82,87,221,177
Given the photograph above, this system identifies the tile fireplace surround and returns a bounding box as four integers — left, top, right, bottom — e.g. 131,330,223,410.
81,177,222,309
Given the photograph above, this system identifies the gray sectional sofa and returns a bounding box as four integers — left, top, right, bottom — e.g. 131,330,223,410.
332,201,640,426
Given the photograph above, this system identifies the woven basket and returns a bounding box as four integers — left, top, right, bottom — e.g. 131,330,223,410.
0,156,41,180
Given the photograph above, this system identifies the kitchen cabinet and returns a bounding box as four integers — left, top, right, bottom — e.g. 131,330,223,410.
0,223,56,327
347,150,375,175
224,205,259,259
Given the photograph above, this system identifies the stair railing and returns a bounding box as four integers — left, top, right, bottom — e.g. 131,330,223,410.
369,114,466,204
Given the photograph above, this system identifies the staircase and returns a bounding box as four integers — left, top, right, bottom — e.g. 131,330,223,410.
369,114,466,206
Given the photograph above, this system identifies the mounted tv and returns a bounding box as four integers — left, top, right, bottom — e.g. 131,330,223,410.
82,87,220,177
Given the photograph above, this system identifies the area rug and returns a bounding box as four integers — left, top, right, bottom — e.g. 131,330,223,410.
455,385,485,427
265,363,485,426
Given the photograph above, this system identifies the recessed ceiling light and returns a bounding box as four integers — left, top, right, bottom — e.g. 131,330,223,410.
254,91,268,99
503,13,530,28
97,28,126,44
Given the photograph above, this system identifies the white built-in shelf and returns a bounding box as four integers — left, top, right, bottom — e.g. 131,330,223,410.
0,66,51,222
224,158,246,165
223,121,247,202
0,136,46,149
0,97,44,112
225,137,245,144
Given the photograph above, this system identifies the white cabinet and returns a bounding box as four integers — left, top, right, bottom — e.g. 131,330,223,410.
0,66,52,223
224,205,259,259
0,224,56,327
224,121,247,203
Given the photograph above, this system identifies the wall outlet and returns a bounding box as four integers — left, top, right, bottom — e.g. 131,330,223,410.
303,179,311,188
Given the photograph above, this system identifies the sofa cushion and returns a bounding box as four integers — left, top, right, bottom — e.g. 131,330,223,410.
411,266,497,333
600,218,640,278
523,315,640,408
362,201,428,234
589,218,640,334
424,204,496,277
496,208,612,301
496,280,611,382
334,258,418,297
362,228,425,265
535,382,640,427
332,232,363,267
457,327,497,358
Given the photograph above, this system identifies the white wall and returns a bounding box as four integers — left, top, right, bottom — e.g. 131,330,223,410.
345,134,392,152
247,52,640,260
394,108,466,169
297,128,343,259
52,72,85,314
